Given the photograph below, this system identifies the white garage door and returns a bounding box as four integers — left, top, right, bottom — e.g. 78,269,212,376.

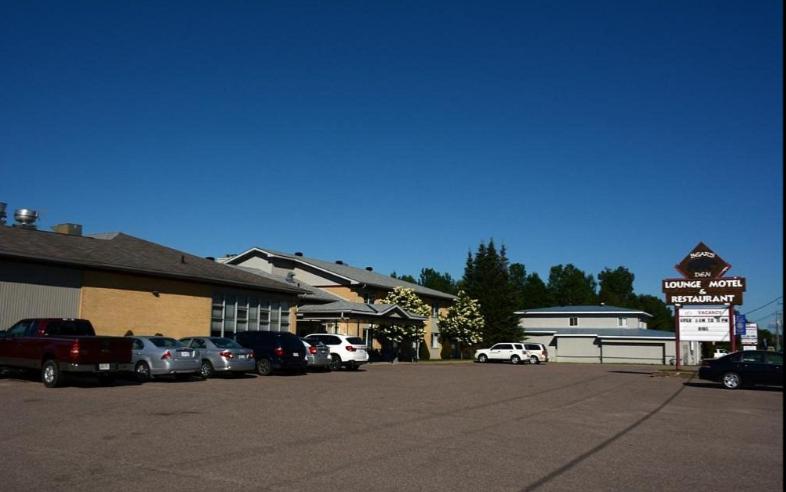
601,343,664,364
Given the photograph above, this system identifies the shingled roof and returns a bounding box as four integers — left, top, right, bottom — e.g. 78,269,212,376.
0,226,305,294
225,247,457,301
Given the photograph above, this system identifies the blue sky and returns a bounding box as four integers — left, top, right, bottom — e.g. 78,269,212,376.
1,1,782,329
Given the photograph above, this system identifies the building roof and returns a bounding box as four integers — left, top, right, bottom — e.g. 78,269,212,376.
297,300,427,321
516,305,652,317
224,247,457,301
0,226,305,295
524,328,674,339
232,266,343,302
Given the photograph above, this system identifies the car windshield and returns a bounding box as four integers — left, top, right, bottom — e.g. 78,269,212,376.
210,338,242,349
347,337,365,345
150,337,182,348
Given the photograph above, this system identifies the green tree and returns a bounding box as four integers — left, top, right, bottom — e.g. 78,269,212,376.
598,267,637,307
390,272,417,284
634,294,674,331
461,240,523,345
547,264,598,306
418,268,458,295
509,263,527,310
439,290,484,357
522,272,552,309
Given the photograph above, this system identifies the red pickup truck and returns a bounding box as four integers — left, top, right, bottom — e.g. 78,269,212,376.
0,318,133,387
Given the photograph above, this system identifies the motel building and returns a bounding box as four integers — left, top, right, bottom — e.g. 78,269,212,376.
516,305,701,365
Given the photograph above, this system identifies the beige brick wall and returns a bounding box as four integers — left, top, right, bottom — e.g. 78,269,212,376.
320,286,363,302
80,271,211,338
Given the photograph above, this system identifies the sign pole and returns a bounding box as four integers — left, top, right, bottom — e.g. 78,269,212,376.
729,304,736,353
674,304,681,371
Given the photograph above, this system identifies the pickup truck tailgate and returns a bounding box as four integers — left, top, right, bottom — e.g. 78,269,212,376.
74,337,133,364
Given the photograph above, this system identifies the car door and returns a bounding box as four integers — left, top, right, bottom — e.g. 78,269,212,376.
740,351,768,385
764,352,783,386
490,344,511,361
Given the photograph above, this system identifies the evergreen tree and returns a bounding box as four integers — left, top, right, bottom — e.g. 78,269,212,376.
390,272,417,284
522,272,552,309
509,263,527,310
462,239,523,345
418,268,458,294
634,294,674,331
547,264,598,306
598,267,637,307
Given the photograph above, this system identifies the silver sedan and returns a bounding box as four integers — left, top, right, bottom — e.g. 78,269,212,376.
130,336,202,382
301,338,331,371
180,336,256,378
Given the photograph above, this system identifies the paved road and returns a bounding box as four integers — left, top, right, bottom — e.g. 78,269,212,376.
0,363,782,491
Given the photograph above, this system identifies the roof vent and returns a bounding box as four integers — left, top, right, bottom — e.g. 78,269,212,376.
13,208,38,229
285,272,296,282
365,266,373,271
52,223,82,236
294,251,303,256
205,256,215,261
0,202,7,225
335,260,344,265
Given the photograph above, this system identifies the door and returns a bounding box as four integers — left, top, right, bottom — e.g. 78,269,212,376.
764,352,783,386
490,344,513,361
740,351,768,385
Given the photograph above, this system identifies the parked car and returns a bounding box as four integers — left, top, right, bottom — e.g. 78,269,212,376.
130,336,202,382
713,348,729,359
0,318,133,387
523,343,548,364
179,336,255,378
303,333,369,371
301,338,331,371
474,343,531,365
698,350,783,389
234,331,307,375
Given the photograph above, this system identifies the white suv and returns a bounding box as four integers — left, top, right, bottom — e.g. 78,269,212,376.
304,333,369,371
474,343,531,365
523,343,548,364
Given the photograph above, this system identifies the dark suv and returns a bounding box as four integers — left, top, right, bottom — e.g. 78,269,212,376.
234,331,307,376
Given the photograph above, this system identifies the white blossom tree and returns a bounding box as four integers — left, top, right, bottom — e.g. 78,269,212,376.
439,290,484,357
376,287,430,344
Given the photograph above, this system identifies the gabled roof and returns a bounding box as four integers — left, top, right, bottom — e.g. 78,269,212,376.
0,226,305,295
297,300,427,320
232,266,343,303
516,305,652,317
524,328,674,339
224,247,457,301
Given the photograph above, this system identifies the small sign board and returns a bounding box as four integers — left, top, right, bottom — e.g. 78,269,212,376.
735,314,747,335
741,322,758,346
678,307,731,342
675,242,731,279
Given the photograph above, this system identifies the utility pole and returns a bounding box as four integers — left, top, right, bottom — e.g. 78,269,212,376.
776,310,783,352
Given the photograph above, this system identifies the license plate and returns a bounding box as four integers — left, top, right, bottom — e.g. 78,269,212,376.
98,363,110,371
179,351,190,357
238,354,246,359
293,352,299,357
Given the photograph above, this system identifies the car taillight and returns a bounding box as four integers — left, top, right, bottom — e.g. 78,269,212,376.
220,350,234,359
161,350,172,360
308,346,317,355
274,347,285,357
69,340,80,360
346,345,356,352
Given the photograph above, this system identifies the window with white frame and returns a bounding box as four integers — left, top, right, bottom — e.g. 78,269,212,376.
432,303,440,318
431,333,441,349
569,317,579,327
211,293,285,336
617,317,628,327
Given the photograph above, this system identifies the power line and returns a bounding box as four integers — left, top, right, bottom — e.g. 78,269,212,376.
744,296,783,316
753,310,780,324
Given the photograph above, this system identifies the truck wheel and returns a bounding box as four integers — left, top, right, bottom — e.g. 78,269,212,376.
135,361,151,382
42,360,62,388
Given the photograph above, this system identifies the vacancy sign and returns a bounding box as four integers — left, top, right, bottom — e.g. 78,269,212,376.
678,307,731,342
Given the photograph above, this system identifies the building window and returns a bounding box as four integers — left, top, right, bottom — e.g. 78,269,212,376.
280,302,290,332
617,317,628,327
432,303,440,318
431,333,441,349
569,317,579,327
212,294,282,336
364,293,374,304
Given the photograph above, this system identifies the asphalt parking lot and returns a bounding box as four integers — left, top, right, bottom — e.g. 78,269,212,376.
0,362,782,491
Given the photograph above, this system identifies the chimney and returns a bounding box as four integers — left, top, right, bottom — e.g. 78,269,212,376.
13,209,38,229
365,266,373,271
52,223,83,236
294,251,304,256
0,202,7,225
